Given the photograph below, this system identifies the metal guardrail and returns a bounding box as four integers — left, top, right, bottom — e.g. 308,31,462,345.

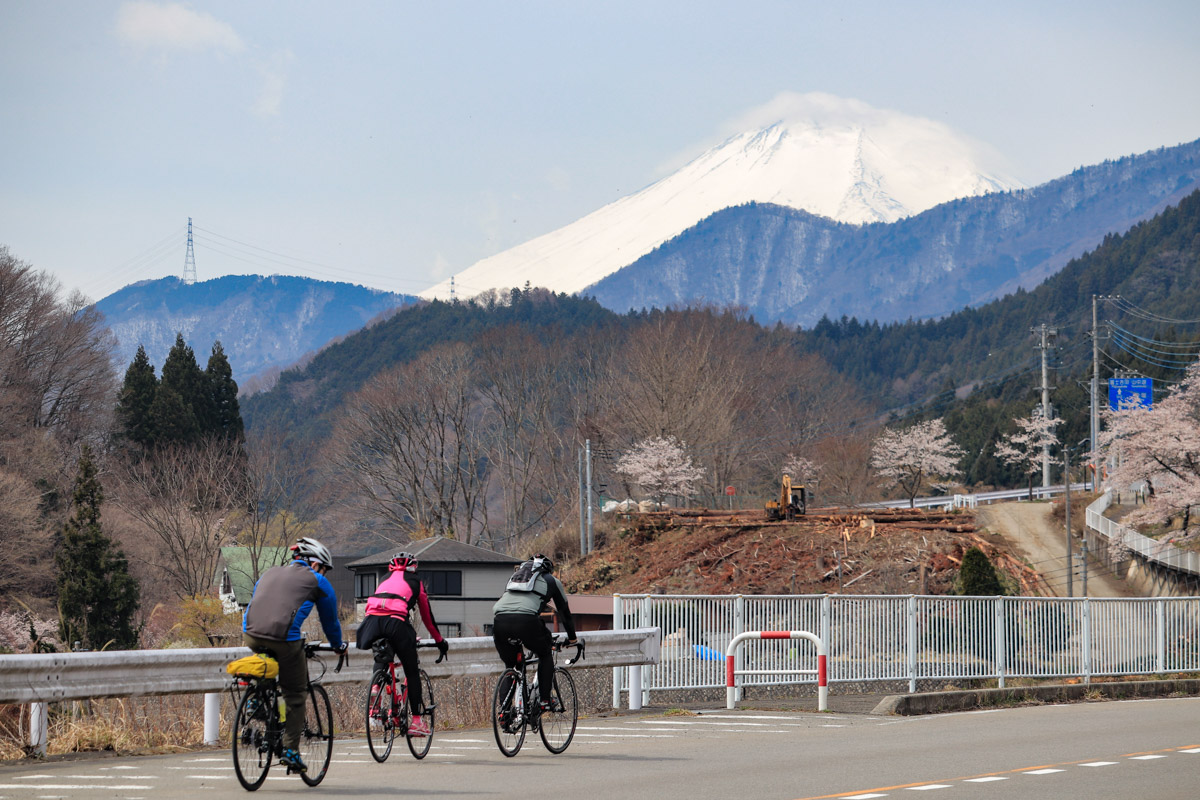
0,629,660,705
867,483,1091,509
3,628,660,754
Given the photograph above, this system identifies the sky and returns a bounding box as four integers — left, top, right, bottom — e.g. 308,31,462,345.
3,1,1200,303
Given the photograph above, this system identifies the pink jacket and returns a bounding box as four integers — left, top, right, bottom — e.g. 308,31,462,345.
364,570,445,643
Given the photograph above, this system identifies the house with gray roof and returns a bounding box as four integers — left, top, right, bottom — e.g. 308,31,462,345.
346,537,521,638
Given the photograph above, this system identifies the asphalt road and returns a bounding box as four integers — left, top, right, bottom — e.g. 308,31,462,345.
4,698,1200,799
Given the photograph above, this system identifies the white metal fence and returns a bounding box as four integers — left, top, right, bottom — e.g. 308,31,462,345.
1087,489,1200,575
612,593,1200,703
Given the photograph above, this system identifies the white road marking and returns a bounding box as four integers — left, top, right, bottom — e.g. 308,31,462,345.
632,719,770,726
905,785,953,791
1080,761,1118,766
186,775,232,779
0,785,152,790
1022,768,1064,774
1129,754,1167,760
846,794,889,799
1179,748,1200,753
571,732,676,738
964,776,1007,782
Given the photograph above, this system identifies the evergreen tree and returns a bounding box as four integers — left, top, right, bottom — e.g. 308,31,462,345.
957,546,1005,597
55,446,140,650
160,333,213,443
205,341,244,440
114,345,158,449
148,384,199,445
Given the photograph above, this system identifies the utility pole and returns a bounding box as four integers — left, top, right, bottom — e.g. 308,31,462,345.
578,447,585,555
586,439,594,554
1091,295,1100,488
1064,448,1073,597
1032,324,1058,489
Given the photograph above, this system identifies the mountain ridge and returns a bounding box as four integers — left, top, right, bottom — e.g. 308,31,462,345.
421,95,1020,301
94,274,414,381
585,138,1200,327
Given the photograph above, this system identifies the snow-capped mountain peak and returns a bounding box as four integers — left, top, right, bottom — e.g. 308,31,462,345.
421,93,1022,301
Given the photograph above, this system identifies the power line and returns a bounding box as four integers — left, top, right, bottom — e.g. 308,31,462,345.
1107,296,1200,325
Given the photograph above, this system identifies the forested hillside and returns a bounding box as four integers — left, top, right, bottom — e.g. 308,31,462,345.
807,189,1200,487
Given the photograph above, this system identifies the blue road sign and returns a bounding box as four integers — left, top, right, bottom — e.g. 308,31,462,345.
1109,377,1153,410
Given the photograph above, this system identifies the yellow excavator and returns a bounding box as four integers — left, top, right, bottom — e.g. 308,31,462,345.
765,474,806,521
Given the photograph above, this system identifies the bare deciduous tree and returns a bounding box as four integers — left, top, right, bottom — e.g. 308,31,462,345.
329,343,487,543
112,438,244,600
475,327,572,551
0,248,116,447
0,467,48,601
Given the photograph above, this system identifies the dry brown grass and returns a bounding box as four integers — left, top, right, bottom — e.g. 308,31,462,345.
2,669,612,760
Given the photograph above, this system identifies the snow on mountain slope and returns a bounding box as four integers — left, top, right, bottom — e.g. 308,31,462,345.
421,93,1023,300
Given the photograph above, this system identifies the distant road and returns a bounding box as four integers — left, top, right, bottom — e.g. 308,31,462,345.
4,698,1200,799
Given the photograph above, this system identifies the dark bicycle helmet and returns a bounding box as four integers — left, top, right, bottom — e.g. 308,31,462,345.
532,553,554,574
389,551,418,572
291,537,334,569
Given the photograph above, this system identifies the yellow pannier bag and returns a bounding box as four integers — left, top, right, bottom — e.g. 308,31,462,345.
226,653,280,680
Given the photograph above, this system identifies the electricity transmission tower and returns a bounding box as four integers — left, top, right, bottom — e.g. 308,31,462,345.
182,217,197,285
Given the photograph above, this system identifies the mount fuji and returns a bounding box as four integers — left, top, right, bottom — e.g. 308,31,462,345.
420,93,1021,301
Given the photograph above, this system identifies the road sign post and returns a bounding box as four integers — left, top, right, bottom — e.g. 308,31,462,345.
1109,377,1152,410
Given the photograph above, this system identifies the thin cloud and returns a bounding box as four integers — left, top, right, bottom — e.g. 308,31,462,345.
115,1,245,54
253,50,293,117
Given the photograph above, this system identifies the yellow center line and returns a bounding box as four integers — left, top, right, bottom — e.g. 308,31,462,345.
788,746,1200,800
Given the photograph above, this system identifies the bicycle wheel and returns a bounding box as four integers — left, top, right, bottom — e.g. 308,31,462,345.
299,684,333,786
491,669,526,757
406,668,435,759
232,686,272,791
365,671,396,763
539,667,578,753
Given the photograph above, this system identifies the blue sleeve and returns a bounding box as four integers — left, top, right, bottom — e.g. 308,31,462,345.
313,572,345,649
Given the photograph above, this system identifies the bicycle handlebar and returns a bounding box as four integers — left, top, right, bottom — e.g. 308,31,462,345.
305,642,348,673
551,635,586,665
416,639,448,663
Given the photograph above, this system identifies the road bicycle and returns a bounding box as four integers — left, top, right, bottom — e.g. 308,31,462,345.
492,634,584,757
364,639,445,761
230,643,346,791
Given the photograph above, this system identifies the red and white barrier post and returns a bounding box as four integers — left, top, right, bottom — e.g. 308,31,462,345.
725,630,827,711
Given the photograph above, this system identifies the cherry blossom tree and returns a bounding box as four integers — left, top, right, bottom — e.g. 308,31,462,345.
1102,363,1200,530
994,411,1061,500
782,454,818,482
870,418,965,507
613,435,707,508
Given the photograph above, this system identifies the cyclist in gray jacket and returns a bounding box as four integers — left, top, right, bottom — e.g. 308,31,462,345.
492,554,577,712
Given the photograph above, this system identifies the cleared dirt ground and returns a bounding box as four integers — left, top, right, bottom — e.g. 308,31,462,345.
976,501,1136,597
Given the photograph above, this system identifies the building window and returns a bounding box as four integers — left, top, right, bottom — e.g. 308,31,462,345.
440,622,462,638
356,572,377,600
483,624,494,636
417,569,462,596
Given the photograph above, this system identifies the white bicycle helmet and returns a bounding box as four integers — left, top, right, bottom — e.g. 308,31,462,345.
291,537,334,569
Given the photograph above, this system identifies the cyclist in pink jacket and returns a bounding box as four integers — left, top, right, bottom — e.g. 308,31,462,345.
356,552,448,736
